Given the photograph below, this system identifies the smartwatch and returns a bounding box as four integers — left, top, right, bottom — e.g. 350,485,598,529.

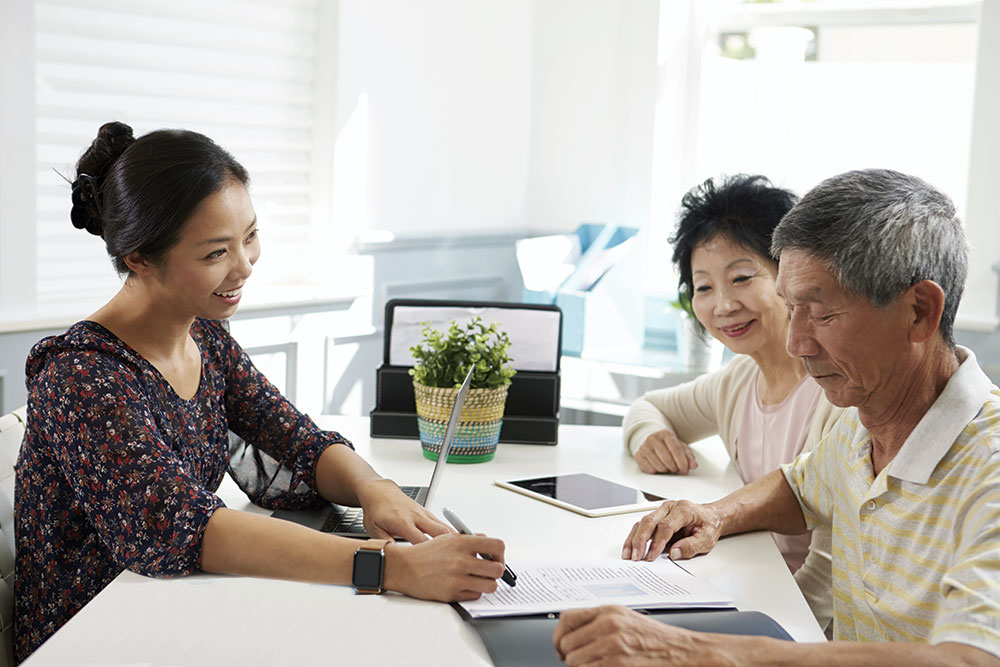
352,539,389,594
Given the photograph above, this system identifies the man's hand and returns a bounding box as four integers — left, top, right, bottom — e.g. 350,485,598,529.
635,429,699,474
553,607,1000,667
553,605,706,666
622,499,722,561
384,533,506,602
355,478,452,543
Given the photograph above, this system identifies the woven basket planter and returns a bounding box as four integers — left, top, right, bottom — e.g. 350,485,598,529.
413,380,509,463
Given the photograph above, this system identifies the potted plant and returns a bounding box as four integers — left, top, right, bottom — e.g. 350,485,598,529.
409,316,516,462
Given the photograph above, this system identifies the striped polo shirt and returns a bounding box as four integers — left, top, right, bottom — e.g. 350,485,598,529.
782,347,1000,657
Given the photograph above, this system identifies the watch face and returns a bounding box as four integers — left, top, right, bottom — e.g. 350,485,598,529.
353,548,384,591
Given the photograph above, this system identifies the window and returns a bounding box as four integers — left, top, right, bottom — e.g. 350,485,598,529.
648,0,988,324
30,0,329,318
698,0,979,210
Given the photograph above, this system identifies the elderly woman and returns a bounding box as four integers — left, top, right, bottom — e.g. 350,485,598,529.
622,174,843,629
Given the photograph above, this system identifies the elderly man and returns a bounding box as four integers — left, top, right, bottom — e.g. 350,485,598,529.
554,169,1000,666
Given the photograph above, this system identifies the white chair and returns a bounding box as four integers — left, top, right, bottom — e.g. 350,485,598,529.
0,407,25,667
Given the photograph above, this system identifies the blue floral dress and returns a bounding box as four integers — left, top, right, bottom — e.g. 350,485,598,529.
14,318,350,661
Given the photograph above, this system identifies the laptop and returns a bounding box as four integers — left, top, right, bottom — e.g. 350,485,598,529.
271,366,474,538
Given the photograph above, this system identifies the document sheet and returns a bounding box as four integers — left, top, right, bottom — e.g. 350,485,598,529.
458,556,735,618
389,305,562,372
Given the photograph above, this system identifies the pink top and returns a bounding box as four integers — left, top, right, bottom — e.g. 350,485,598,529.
736,370,823,573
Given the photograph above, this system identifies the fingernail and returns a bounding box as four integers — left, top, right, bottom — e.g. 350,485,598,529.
622,547,630,559
669,547,680,560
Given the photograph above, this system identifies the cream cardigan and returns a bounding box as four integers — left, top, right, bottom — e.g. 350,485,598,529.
622,354,846,632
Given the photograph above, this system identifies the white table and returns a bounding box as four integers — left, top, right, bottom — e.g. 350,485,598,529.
24,417,825,666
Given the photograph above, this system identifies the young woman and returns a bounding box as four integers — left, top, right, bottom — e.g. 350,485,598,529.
15,122,505,660
622,174,844,631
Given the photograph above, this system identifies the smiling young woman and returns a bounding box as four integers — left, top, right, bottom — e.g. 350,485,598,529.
14,122,507,663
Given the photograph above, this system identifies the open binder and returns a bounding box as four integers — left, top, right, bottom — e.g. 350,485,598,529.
370,299,563,445
448,555,792,664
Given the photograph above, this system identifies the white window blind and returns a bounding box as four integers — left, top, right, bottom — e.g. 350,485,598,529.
35,0,319,314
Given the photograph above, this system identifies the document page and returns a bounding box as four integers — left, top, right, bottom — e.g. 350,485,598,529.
458,557,735,618
389,305,561,372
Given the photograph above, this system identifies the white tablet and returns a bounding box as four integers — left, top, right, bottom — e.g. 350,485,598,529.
495,473,666,517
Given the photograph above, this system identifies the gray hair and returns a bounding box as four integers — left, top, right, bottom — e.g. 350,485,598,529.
771,169,967,346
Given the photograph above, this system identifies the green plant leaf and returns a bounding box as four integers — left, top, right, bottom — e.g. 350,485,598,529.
408,316,517,389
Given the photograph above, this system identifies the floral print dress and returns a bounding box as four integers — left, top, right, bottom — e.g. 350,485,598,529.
14,318,350,661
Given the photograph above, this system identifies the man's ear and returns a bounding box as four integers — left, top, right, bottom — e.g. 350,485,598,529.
907,280,946,344
122,251,156,277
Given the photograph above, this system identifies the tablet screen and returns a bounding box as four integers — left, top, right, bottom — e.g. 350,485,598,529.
507,473,665,511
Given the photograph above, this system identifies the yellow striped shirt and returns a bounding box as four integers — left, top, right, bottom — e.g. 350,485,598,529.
782,347,1000,656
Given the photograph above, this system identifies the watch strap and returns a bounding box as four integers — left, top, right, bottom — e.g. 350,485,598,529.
358,538,389,552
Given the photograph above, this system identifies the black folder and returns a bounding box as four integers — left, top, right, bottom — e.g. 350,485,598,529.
370,298,563,444
468,609,792,666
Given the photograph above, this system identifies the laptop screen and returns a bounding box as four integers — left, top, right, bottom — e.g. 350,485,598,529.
422,365,474,509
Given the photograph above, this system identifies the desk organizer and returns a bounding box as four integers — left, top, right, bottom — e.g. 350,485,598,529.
370,299,562,445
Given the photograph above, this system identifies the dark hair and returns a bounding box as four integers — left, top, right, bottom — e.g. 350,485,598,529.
669,174,798,333
72,121,250,275
771,169,967,346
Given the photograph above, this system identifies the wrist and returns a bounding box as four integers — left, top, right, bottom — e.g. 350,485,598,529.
704,500,730,537
381,541,406,594
354,477,397,506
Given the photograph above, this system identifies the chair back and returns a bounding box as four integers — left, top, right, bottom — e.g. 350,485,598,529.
0,407,25,667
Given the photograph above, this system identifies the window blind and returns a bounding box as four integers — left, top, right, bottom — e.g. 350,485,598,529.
35,0,319,313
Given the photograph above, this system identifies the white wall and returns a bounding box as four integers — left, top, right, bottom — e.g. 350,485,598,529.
525,0,659,233
330,0,659,238
332,0,534,238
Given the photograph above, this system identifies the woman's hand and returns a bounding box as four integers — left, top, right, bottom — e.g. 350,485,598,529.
383,533,506,601
634,429,699,475
355,478,452,543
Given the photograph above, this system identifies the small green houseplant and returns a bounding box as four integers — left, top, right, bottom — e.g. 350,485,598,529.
409,317,516,462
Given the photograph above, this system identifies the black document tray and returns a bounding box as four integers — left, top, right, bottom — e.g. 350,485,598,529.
370,299,562,445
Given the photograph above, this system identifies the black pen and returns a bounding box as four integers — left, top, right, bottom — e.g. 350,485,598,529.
442,507,517,587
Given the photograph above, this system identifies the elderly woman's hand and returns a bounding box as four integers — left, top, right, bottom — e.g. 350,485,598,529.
635,429,699,475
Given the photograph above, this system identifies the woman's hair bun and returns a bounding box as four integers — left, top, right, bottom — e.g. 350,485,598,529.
71,121,136,237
